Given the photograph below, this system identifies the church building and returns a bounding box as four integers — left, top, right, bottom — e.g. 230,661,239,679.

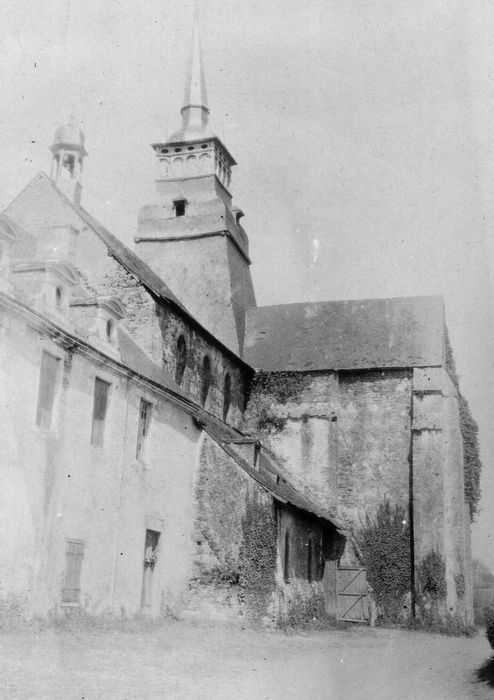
0,17,473,625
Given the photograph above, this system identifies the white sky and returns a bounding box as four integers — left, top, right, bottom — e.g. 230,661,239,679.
1,0,494,569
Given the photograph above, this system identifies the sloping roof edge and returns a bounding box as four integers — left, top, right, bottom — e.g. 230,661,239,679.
199,418,344,531
4,173,252,371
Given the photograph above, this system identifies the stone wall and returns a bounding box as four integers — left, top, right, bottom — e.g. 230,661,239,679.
245,369,413,526
187,433,340,624
98,265,250,429
5,175,251,429
337,370,412,531
245,366,473,621
244,372,339,513
412,367,473,622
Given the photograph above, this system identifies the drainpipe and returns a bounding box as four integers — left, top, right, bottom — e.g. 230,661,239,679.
109,375,131,613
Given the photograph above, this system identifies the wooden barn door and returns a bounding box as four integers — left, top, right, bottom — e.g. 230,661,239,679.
337,567,369,622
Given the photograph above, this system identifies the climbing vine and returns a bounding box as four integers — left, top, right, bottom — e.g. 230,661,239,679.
445,332,482,519
248,371,311,404
486,608,494,649
416,550,447,603
454,572,465,600
356,499,411,621
282,589,326,629
238,497,278,619
245,371,311,435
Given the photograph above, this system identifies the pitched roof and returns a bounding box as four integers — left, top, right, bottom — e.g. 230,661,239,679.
117,327,189,399
75,204,187,312
5,173,251,368
197,416,343,531
244,295,445,372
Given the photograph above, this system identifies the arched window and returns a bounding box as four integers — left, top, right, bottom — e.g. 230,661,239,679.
175,335,187,385
200,355,211,406
55,286,63,307
106,319,114,342
222,373,231,422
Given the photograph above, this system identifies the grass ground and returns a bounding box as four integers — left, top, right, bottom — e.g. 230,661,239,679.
0,620,493,699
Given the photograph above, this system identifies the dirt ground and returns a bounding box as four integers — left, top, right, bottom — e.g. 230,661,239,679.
1,621,493,700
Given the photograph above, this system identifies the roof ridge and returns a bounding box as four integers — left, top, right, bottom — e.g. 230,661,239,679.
8,174,250,367
249,294,445,313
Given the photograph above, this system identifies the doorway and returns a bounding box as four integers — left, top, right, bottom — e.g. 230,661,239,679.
141,529,160,609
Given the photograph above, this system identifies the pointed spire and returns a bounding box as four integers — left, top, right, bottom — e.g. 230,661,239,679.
168,4,212,142
183,5,208,112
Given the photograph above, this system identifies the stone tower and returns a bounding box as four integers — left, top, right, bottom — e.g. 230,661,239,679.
134,16,256,355
50,116,87,205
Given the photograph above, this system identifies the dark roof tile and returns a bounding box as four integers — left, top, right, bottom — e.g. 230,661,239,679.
244,296,445,371
117,327,188,399
198,417,343,530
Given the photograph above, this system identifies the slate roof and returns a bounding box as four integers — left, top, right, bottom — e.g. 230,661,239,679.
75,204,187,312
8,173,250,368
244,296,445,372
117,327,190,400
196,416,344,531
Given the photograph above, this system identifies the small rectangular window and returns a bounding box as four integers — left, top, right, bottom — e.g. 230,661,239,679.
136,399,152,459
174,199,186,217
62,539,85,603
91,378,110,446
36,351,60,429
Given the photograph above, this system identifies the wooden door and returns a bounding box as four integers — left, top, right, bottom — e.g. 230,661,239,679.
337,566,369,622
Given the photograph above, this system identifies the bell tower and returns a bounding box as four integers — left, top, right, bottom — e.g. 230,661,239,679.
50,116,87,205
134,13,256,356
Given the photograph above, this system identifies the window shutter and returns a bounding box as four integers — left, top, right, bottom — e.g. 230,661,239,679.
62,540,85,603
136,399,152,459
91,378,110,446
36,352,59,429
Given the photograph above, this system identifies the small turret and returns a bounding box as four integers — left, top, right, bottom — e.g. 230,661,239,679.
50,116,87,205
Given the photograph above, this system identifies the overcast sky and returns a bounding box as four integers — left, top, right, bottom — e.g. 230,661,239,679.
1,0,494,569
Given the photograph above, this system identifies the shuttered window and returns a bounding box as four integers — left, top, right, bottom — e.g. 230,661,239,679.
62,540,85,603
36,351,60,429
136,399,152,459
91,378,110,446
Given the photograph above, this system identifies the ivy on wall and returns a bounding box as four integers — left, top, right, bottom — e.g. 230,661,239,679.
416,550,447,603
454,572,465,600
356,499,411,621
238,497,278,620
194,495,278,622
245,371,311,435
445,332,482,519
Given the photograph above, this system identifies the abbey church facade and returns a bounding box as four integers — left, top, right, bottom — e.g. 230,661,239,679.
0,20,473,624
